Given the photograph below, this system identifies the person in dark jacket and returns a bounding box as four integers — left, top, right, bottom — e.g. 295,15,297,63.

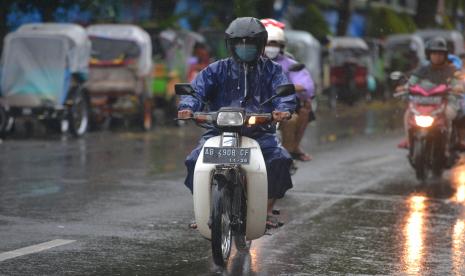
398,37,464,150
177,17,296,228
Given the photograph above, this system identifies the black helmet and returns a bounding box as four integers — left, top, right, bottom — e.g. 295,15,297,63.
225,17,268,64
425,37,448,58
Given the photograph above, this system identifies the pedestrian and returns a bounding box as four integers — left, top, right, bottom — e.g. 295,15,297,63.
261,18,315,161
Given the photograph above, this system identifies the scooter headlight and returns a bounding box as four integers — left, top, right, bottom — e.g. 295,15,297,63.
414,115,434,128
216,111,244,126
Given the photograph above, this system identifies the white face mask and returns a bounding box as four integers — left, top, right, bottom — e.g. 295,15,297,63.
264,46,280,59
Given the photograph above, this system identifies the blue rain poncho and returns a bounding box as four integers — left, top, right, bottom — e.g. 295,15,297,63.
179,56,296,198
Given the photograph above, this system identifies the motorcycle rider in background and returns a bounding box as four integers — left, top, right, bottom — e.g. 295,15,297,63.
177,17,296,228
261,18,315,162
398,37,465,151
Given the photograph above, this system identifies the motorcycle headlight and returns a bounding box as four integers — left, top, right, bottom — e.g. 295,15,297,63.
216,111,244,126
414,115,434,128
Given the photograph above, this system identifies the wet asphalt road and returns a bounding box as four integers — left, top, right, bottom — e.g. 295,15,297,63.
1,100,465,275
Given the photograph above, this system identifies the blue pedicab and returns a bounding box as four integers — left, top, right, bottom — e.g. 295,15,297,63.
0,23,91,137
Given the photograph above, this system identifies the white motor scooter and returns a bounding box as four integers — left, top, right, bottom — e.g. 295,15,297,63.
176,83,295,266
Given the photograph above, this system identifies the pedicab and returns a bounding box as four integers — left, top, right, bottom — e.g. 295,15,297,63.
151,29,206,124
326,37,371,107
85,24,153,130
384,34,426,92
0,23,91,137
415,29,464,55
285,30,322,97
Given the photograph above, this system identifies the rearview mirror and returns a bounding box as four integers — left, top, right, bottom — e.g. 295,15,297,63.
275,84,295,97
175,83,195,96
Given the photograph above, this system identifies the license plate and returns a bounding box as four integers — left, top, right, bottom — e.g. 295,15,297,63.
203,147,251,164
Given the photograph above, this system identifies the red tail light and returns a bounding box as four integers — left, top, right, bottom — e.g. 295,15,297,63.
330,67,345,85
355,67,367,87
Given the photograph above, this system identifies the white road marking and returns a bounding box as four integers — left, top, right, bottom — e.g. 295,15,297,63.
0,239,75,262
289,191,452,204
289,191,404,202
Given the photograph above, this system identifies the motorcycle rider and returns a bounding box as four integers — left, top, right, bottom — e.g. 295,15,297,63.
261,19,315,162
178,17,296,228
398,37,465,151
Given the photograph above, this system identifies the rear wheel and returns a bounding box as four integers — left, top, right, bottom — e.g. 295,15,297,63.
68,86,90,137
211,182,232,266
140,95,153,131
329,87,337,109
0,106,8,138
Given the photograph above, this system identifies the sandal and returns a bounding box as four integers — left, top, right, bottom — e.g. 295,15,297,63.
266,215,284,229
188,221,197,229
397,139,409,149
290,152,312,162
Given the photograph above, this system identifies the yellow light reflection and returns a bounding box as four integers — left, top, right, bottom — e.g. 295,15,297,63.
403,195,426,275
452,219,465,276
249,238,263,273
456,185,465,203
451,169,465,204
411,196,425,211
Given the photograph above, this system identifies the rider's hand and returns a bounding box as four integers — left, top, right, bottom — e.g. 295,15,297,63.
178,109,193,119
395,85,405,93
272,111,291,122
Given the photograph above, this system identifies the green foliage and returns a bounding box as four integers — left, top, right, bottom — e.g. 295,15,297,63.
366,6,417,38
233,0,258,17
292,4,331,41
441,15,455,29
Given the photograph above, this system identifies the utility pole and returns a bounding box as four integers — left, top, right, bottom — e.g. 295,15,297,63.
336,0,352,36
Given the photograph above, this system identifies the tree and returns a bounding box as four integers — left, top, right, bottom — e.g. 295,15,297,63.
415,0,439,28
292,3,331,42
336,0,352,35
366,6,416,38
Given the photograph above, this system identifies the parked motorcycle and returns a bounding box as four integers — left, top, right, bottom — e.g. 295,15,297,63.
392,72,459,182
175,83,294,266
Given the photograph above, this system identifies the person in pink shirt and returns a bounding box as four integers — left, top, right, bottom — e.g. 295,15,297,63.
261,19,315,161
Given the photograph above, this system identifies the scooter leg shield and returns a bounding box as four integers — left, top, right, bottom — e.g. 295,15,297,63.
193,136,268,240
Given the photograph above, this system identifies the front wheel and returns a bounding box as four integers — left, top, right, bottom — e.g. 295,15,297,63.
211,182,232,266
0,106,9,138
413,139,428,182
432,133,446,178
233,183,251,251
67,86,90,137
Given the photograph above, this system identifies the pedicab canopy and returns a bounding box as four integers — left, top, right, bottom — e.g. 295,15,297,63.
0,23,91,106
328,37,370,66
415,29,465,55
86,24,152,76
384,34,426,73
285,30,322,92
